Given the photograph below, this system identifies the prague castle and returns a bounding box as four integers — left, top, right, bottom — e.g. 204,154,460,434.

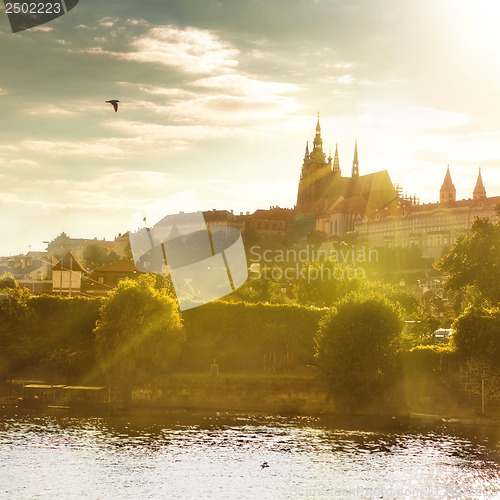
295,116,399,237
291,116,499,259
355,166,499,258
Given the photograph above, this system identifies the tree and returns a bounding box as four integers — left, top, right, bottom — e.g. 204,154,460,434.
435,212,500,311
315,293,403,412
0,274,31,377
452,304,500,366
294,260,360,307
94,274,185,403
225,272,289,304
83,244,119,270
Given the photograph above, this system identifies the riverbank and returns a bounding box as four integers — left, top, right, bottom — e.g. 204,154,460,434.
3,370,498,425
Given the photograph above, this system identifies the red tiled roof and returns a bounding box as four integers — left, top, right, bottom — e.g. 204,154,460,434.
52,252,86,273
363,196,500,220
250,207,295,220
93,259,140,273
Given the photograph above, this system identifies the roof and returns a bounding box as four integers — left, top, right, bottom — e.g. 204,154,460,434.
440,167,456,190
298,169,397,216
360,195,500,221
52,252,86,273
93,259,140,273
202,209,238,222
250,207,295,220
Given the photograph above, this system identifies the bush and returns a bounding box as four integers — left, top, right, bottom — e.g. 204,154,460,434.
94,275,185,401
401,344,457,375
315,293,404,412
180,301,325,371
453,306,500,366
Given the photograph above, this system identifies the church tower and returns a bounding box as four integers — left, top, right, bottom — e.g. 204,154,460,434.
351,140,359,177
473,168,487,200
440,166,456,203
296,114,332,205
333,144,341,175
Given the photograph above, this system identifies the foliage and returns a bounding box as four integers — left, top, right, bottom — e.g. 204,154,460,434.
314,293,404,412
294,260,360,307
82,243,120,270
224,273,290,304
452,304,500,366
435,215,500,310
94,275,185,399
0,274,32,377
306,230,327,248
401,344,457,375
28,295,102,381
180,301,325,371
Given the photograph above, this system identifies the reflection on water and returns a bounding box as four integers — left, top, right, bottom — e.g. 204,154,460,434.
1,411,499,499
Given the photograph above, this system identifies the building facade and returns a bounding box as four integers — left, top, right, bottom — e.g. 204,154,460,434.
355,169,500,258
295,117,399,238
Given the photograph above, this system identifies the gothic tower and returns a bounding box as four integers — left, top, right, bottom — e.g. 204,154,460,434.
296,115,332,205
333,144,341,175
473,168,487,200
440,166,456,203
351,139,359,177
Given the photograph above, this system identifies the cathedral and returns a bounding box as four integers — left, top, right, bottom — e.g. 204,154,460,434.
295,117,398,237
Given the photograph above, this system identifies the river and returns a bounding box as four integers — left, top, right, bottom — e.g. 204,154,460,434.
1,411,499,499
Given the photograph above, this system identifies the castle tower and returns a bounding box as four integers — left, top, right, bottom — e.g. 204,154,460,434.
333,144,341,175
309,115,326,163
440,166,456,203
473,168,486,200
296,115,330,205
351,139,359,177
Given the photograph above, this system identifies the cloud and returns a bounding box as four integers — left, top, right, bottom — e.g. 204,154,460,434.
21,139,127,160
103,120,235,147
116,82,197,99
414,130,500,163
119,25,240,74
7,159,38,168
357,106,470,131
190,74,298,98
337,75,356,84
29,26,53,32
26,104,78,116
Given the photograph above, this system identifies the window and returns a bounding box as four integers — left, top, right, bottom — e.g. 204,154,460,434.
98,275,104,284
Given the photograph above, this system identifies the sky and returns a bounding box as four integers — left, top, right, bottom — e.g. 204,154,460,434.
1,0,500,255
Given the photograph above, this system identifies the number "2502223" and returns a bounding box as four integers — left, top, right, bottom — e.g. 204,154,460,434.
5,2,62,14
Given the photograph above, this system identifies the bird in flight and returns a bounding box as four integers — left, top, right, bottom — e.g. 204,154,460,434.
106,100,119,112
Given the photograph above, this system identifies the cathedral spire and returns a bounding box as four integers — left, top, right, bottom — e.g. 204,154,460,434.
311,112,325,160
440,165,456,203
351,139,359,177
473,168,486,200
333,143,341,174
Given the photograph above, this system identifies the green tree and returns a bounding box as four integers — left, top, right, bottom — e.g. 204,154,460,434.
294,260,360,307
83,244,120,270
435,210,500,310
315,293,403,412
225,272,289,304
0,274,31,377
94,274,185,403
452,304,500,366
